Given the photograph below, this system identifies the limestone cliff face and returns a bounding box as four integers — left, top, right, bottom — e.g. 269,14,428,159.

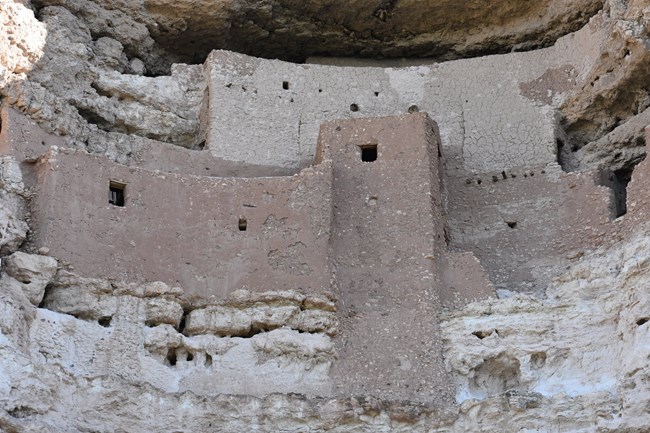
29,0,605,67
1,0,650,432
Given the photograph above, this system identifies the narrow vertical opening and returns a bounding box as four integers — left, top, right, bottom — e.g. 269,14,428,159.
239,218,248,231
282,81,289,90
359,144,377,162
612,167,634,217
109,180,126,207
166,349,177,366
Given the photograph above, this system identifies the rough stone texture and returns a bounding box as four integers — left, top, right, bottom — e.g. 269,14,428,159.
29,0,604,67
203,11,646,176
560,0,650,149
0,154,28,255
0,105,297,177
32,271,338,398
0,0,46,89
1,220,650,431
1,0,647,176
443,226,650,427
3,112,500,405
2,251,57,305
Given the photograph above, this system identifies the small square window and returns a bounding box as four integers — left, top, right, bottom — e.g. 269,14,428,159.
109,181,126,206
359,144,377,162
238,218,247,231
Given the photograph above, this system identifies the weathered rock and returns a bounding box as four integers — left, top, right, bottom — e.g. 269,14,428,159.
560,0,650,151
31,0,604,68
0,1,46,88
2,252,57,305
0,202,28,255
0,157,28,255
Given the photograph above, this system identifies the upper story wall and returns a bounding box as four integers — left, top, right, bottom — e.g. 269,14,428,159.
204,27,606,175
0,106,297,179
28,148,332,301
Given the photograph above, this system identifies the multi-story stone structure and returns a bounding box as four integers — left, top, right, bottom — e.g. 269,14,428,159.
1,1,650,428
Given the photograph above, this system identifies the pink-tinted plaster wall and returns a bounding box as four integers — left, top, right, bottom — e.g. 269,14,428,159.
29,148,332,301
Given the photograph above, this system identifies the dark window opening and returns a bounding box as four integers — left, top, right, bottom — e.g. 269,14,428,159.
98,317,112,327
186,352,194,362
556,137,572,171
612,166,635,217
506,221,517,229
282,81,289,90
350,103,359,112
109,181,126,206
359,144,377,162
166,349,177,366
239,218,248,231
408,105,419,113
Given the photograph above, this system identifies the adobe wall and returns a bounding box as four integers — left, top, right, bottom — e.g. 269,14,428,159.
27,148,332,301
319,113,455,403
203,25,607,174
444,165,615,292
205,50,557,173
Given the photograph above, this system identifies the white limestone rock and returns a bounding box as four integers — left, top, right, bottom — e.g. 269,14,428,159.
0,203,28,255
2,252,58,306
144,297,183,328
184,306,252,337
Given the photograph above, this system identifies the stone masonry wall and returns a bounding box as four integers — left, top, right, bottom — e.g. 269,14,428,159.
444,165,615,292
27,148,332,300
320,113,455,404
203,22,610,174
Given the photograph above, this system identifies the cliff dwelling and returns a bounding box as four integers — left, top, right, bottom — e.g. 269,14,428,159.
1,0,650,431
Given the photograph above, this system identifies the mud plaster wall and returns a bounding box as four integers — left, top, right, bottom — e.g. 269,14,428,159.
27,148,332,300
444,166,615,292
204,24,607,174
319,114,455,404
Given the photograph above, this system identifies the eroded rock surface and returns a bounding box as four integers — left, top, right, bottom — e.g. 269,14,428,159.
30,0,604,67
